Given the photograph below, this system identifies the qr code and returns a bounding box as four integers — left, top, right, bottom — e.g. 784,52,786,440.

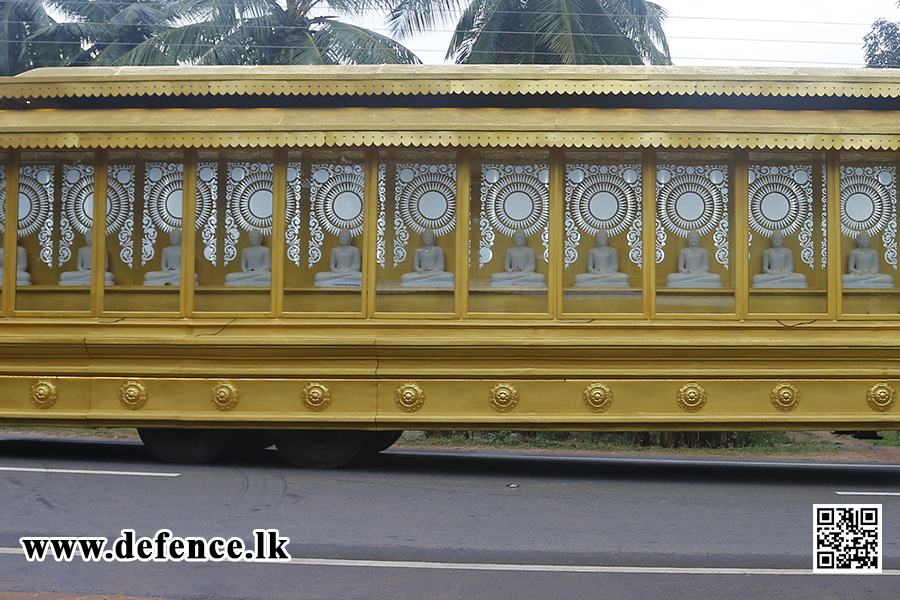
814,504,882,573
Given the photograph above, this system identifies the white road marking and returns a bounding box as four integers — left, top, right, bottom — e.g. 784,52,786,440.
835,491,900,496
0,546,889,575
0,466,179,477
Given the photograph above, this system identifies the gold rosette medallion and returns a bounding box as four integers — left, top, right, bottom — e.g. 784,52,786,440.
867,382,896,412
582,382,612,413
302,381,331,412
119,380,148,410
30,379,58,409
395,383,425,413
677,382,707,412
489,382,519,413
771,382,800,412
210,381,239,411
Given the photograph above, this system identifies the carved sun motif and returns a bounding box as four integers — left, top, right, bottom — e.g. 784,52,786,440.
396,166,456,236
311,165,365,236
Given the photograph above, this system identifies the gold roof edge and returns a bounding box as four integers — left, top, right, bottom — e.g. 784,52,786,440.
4,65,900,100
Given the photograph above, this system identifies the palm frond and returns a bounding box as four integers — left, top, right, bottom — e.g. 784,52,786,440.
382,0,466,39
309,19,421,64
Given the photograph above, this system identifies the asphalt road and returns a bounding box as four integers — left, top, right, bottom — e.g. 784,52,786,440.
0,436,899,599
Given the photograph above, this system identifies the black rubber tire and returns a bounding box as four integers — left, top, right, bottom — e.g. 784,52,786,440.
138,428,236,464
273,429,370,468
363,430,403,454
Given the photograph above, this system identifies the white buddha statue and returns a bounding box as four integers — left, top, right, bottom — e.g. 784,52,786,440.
666,230,722,288
490,229,546,287
60,230,114,286
143,228,197,286
0,241,31,286
400,229,454,288
751,231,807,288
225,229,271,287
843,231,895,289
315,229,362,287
574,230,629,287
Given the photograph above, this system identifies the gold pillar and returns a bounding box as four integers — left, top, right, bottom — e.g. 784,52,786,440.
271,148,288,317
454,148,471,319
2,150,19,316
181,149,198,317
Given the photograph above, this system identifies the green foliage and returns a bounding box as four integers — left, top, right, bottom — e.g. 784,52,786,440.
0,0,54,75
864,17,900,68
445,0,671,65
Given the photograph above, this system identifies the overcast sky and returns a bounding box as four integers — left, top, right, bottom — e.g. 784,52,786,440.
366,0,900,66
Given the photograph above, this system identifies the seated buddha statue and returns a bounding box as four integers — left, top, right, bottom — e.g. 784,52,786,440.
225,229,271,287
0,241,31,286
400,229,454,288
143,228,198,286
315,229,362,287
573,230,629,287
59,230,114,286
843,231,895,288
751,231,807,288
490,230,546,287
666,230,722,288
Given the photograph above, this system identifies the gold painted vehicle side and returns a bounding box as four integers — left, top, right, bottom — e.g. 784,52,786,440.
0,66,897,439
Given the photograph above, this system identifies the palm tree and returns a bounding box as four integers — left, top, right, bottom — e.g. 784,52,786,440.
0,0,55,75
390,0,671,65
120,0,422,65
27,0,178,67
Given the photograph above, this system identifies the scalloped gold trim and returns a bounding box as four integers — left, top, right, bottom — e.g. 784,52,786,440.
395,382,425,413
301,381,331,412
771,382,800,412
677,382,707,412
489,383,519,413
210,381,239,412
867,382,896,412
119,380,147,411
583,382,613,413
30,379,58,409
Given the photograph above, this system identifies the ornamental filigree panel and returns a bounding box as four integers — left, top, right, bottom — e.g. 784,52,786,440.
391,163,456,267
479,164,549,268
285,162,304,267
59,164,135,268
18,164,55,268
376,164,386,269
308,163,364,268
748,165,820,270
142,162,216,266
0,166,5,232
841,166,897,269
656,165,729,268
565,163,642,269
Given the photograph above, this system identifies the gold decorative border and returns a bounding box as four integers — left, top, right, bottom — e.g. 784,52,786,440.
489,383,519,413
119,380,147,411
301,381,331,412
30,379,58,409
677,382,707,412
867,382,896,412
771,382,800,412
583,382,613,413
210,381,239,412
395,382,425,413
